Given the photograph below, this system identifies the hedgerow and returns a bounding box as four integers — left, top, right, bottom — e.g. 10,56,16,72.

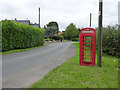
96,25,119,57
1,20,45,52
101,25,119,57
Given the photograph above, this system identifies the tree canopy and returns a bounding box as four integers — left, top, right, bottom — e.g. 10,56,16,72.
45,21,59,39
47,21,59,33
62,23,79,40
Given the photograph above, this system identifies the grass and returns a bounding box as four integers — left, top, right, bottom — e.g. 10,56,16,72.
45,38,51,41
30,42,118,88
63,39,72,42
0,44,46,55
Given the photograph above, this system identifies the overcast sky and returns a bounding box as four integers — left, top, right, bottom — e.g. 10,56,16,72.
0,0,119,31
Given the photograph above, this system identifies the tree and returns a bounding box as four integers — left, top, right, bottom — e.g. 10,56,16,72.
45,26,57,40
47,21,59,33
45,21,59,39
63,23,79,40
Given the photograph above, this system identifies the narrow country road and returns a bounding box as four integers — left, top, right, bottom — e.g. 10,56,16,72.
2,42,76,88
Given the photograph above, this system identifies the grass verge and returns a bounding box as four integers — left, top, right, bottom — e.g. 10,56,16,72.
30,42,118,88
63,40,71,42
0,44,46,55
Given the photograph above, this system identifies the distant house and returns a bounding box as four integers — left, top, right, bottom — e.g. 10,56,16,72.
13,18,40,28
58,31,63,35
53,31,63,36
29,23,39,28
13,19,30,25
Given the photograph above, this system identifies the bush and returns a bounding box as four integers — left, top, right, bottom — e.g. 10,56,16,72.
52,36,61,40
52,35,63,40
71,38,79,41
1,20,45,52
101,25,119,57
45,38,50,41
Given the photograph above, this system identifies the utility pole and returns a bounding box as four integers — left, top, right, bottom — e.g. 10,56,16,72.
90,13,92,27
97,0,103,67
118,2,120,89
118,1,120,25
39,7,40,28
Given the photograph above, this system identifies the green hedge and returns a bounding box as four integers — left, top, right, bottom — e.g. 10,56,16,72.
102,25,119,57
1,20,45,52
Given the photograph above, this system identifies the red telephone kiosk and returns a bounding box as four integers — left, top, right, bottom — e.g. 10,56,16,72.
79,27,96,66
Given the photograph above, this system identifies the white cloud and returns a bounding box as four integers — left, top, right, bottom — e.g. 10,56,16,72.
0,0,119,31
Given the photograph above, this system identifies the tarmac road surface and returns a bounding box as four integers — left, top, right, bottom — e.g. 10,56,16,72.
2,42,76,88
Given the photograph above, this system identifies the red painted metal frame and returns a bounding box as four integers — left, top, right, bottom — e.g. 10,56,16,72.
79,27,96,66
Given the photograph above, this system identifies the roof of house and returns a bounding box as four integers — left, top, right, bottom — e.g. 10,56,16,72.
13,19,40,28
13,20,30,25
13,20,30,22
29,23,39,25
30,24,39,28
58,32,63,35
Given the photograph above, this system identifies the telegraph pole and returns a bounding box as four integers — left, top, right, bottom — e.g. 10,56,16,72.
90,13,92,27
118,2,120,89
118,1,120,26
97,0,103,67
39,7,40,28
